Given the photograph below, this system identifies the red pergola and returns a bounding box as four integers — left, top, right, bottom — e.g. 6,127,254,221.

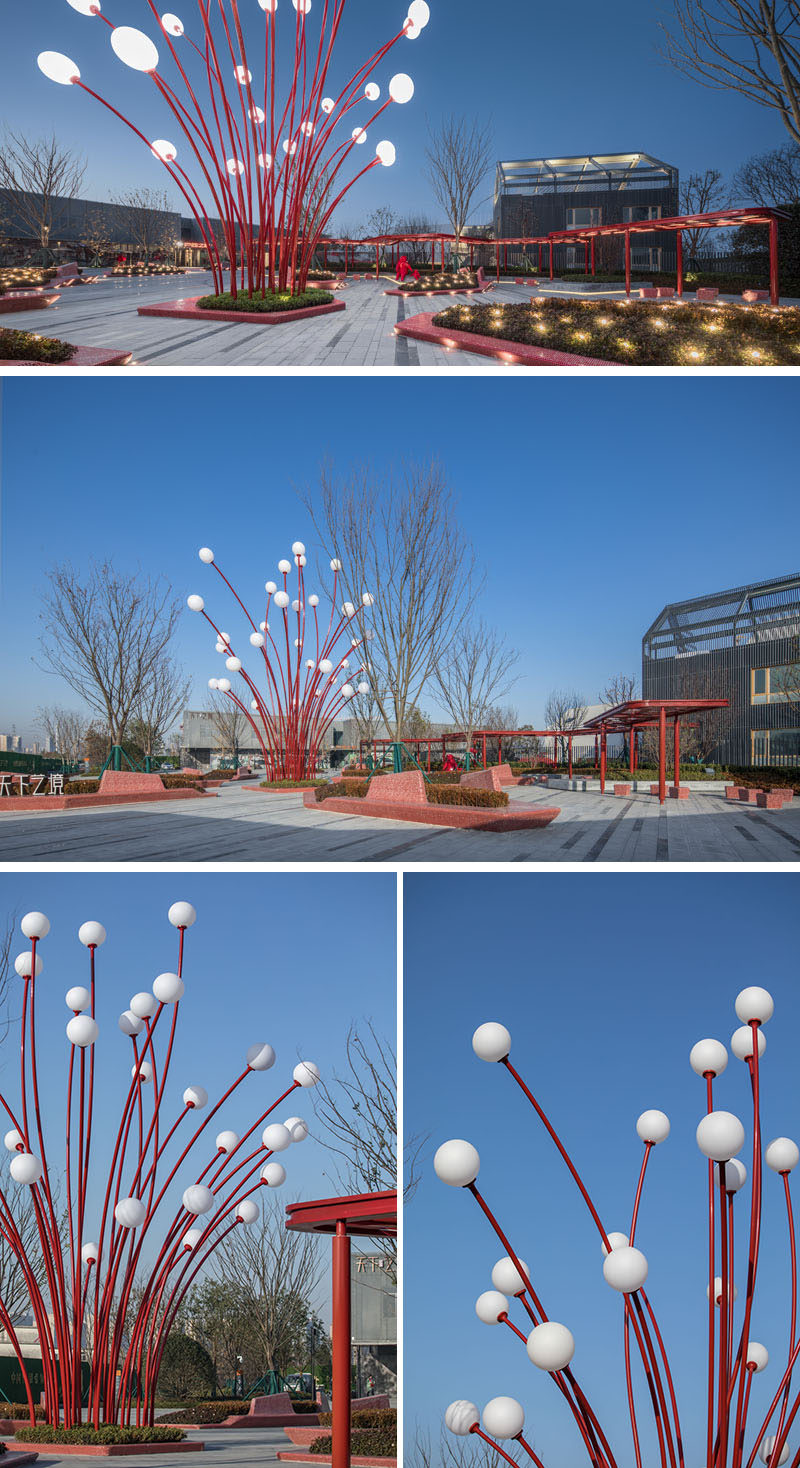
582,699,729,803
286,1191,396,1468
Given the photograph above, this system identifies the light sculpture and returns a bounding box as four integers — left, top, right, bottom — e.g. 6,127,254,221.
188,542,373,780
37,0,430,298
436,984,799,1468
2,904,319,1429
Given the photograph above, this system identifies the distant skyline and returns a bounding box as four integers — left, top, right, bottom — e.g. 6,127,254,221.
1,1,791,234
2,377,798,743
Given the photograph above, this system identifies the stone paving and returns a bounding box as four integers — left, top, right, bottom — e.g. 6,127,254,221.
2,781,799,863
8,270,796,369
11,1426,300,1466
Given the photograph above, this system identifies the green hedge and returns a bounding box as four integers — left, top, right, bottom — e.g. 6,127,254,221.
0,1405,45,1420
604,764,724,782
309,1429,396,1457
427,784,508,808
318,1410,395,1430
0,328,74,364
15,1425,186,1444
315,779,370,801
724,766,800,789
196,289,334,313
158,1401,251,1423
259,779,326,789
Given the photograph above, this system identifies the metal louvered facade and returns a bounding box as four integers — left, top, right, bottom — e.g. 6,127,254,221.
642,575,800,766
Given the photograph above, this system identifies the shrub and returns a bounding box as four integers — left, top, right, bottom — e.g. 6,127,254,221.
0,1405,45,1421
157,1401,251,1423
318,1410,396,1430
315,779,370,801
309,1428,396,1457
157,1332,215,1401
15,1425,186,1445
259,779,326,789
604,763,724,782
427,785,508,809
196,289,333,313
202,768,238,780
0,328,74,364
723,766,800,789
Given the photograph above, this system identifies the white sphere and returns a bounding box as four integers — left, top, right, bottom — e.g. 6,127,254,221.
445,1402,479,1437
697,1111,746,1162
389,73,414,103
603,1245,648,1293
407,0,430,25
292,599,301,613
183,1227,203,1250
234,64,252,84
219,631,231,644
227,157,245,175
10,1153,42,1185
4,1130,24,1152
169,901,196,929
308,595,320,608
215,1130,239,1154
217,679,231,693
250,700,259,711
262,1123,291,1152
292,541,306,556
284,1116,309,1143
735,987,774,1025
118,1010,143,1037
261,1161,286,1187
601,1231,630,1257
636,1110,671,1144
376,140,396,167
66,986,91,1012
225,656,242,673
707,1276,738,1304
293,1060,320,1087
482,1397,524,1441
759,1439,789,1466
81,1241,99,1264
236,1199,259,1224
526,1321,575,1372
330,558,342,572
472,1022,511,1063
342,601,356,617
66,1,100,16
37,51,81,85
183,1085,208,1109
14,952,41,979
130,991,157,1019
151,139,177,163
198,549,215,569
132,1060,152,1083
731,1026,766,1061
208,678,219,691
352,128,367,145
78,920,107,947
690,1039,728,1078
365,83,380,100
357,682,369,695
341,684,355,700
247,1042,276,1071
491,1256,530,1294
162,14,185,38
153,971,185,1004
433,1139,480,1188
187,594,205,612
747,1342,769,1373
278,559,292,574
719,1158,748,1193
115,1196,146,1228
67,1015,98,1048
361,592,375,607
321,97,335,114
21,912,50,940
265,581,277,595
475,1290,508,1324
766,1138,800,1174
319,659,334,674
183,1184,214,1215
250,632,265,647
110,25,160,71
273,591,290,610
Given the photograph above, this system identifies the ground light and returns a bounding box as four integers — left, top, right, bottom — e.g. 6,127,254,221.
2,903,319,1427
435,989,799,1468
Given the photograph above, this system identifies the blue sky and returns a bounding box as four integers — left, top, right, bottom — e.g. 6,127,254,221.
1,376,798,743
403,871,800,1464
0,870,396,1319
1,0,790,231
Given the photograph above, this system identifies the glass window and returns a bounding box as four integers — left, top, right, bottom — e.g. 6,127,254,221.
752,669,767,701
753,729,800,765
751,664,800,703
623,204,662,222
566,207,602,229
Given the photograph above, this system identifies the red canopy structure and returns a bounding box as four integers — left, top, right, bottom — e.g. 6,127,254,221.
582,699,729,803
286,1191,397,1468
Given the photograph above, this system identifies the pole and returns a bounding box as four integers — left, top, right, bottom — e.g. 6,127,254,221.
568,733,573,781
600,726,607,794
375,244,379,279
496,241,500,281
768,217,779,306
624,229,631,295
676,231,683,298
549,242,554,280
673,718,680,793
591,235,596,277
482,733,487,769
332,1221,351,1468
658,707,666,805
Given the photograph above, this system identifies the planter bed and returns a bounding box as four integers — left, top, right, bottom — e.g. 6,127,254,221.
9,1443,199,1458
384,284,490,298
282,1427,328,1445
394,311,609,365
302,786,559,831
246,782,326,793
0,789,212,813
0,293,60,312
138,295,345,326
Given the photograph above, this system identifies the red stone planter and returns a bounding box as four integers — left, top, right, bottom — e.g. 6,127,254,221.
668,786,689,799
393,312,611,366
756,792,786,809
460,763,520,791
303,788,559,832
0,293,60,312
383,285,491,298
738,788,762,803
8,1443,199,1457
138,295,345,326
0,346,133,367
0,790,211,812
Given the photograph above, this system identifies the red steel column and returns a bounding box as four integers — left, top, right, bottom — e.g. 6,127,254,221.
332,1221,351,1468
482,733,487,769
600,725,607,793
504,242,508,275
549,242,554,280
676,230,683,297
624,229,631,295
584,240,588,274
568,733,573,780
673,717,680,792
769,217,779,305
630,726,636,778
538,242,542,272
658,707,666,805
496,241,500,281
591,235,596,277
375,245,379,279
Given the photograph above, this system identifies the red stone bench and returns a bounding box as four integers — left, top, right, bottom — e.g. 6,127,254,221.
656,287,675,298
738,788,762,803
460,763,518,792
756,792,786,809
99,770,168,796
668,786,689,799
725,786,745,800
696,287,719,301
769,786,794,801
614,783,632,795
742,290,768,302
638,289,659,299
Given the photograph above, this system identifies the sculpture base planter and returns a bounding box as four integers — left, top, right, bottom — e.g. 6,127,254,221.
303,773,560,832
0,771,212,812
138,296,346,327
0,293,60,313
10,1442,200,1458
393,312,610,366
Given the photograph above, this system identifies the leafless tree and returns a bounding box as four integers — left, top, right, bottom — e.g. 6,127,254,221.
660,1,800,146
544,688,589,761
412,1425,521,1468
679,168,730,252
35,706,90,764
733,142,800,204
81,208,114,266
425,115,493,257
434,621,519,753
0,132,86,256
38,562,183,747
128,659,191,759
207,695,249,765
213,1194,322,1375
396,213,439,264
366,205,397,240
599,673,639,707
112,188,177,262
304,461,478,744
347,685,387,750
482,704,520,731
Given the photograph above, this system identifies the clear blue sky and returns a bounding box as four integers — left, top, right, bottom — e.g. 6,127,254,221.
403,872,800,1464
1,0,789,230
0,870,396,1319
1,376,798,743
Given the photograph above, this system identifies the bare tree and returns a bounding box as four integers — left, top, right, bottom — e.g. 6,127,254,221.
544,688,589,761
304,461,478,744
434,620,519,754
365,205,397,240
128,658,191,759
347,684,387,751
599,673,639,706
396,213,439,265
213,1194,322,1376
679,168,730,253
207,694,249,765
733,142,800,204
660,1,800,146
425,115,493,257
412,1425,520,1468
35,706,89,764
112,188,177,262
0,132,86,259
38,562,183,748
81,208,114,266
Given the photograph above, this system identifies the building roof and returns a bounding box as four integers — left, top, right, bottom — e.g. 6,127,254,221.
495,153,678,202
285,1190,397,1238
583,699,729,731
643,574,800,660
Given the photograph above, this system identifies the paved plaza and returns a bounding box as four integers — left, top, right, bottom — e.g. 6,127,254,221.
2,780,799,862
6,1427,302,1467
9,271,798,369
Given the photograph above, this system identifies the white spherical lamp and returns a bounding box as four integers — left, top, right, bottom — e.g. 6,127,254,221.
759,1439,789,1466
161,14,185,37
697,1111,746,1162
262,1123,291,1152
690,1039,728,1077
37,52,81,85
168,902,196,928
475,1290,508,1324
365,83,380,100
766,1138,800,1173
183,1227,203,1250
389,73,414,103
376,140,396,167
291,541,306,556
110,26,160,71
731,1026,766,1061
131,1061,152,1083
284,1116,309,1143
636,1110,670,1144
433,1139,479,1188
66,986,91,1012
10,1153,42,1186
319,659,334,675
472,1022,511,1063
118,1010,143,1037
294,1060,320,1087
21,912,50,940
153,971,185,1004
236,1199,259,1224
482,1397,524,1440
225,656,242,673
261,1161,286,1187
81,1241,99,1264
215,1130,239,1154
247,1042,276,1071
115,1196,146,1228
445,1402,479,1437
4,1130,24,1152
603,1245,648,1294
130,991,157,1019
217,679,232,693
79,921,106,947
707,1277,738,1304
68,0,102,12
67,1015,99,1048
250,632,265,647
14,953,42,979
407,0,430,25
719,1158,748,1193
735,987,774,1025
183,1184,214,1215
601,1231,629,1257
491,1256,530,1295
309,595,320,608
747,1342,769,1373
526,1321,575,1372
187,595,204,611
183,1085,208,1109
151,139,178,162
273,591,290,610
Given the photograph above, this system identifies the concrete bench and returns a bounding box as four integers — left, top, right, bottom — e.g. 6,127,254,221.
742,290,768,302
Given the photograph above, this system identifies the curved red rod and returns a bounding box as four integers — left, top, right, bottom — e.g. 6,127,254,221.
731,1033,765,1468
718,1159,732,1468
706,1073,718,1468
768,1173,798,1467
470,1425,535,1468
624,1143,652,1468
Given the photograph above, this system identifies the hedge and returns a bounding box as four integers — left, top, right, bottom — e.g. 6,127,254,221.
427,784,509,808
158,1401,250,1423
15,1425,186,1444
315,779,369,801
196,289,334,313
318,1411,395,1430
63,774,203,794
309,1428,396,1456
0,1405,45,1420
259,779,327,789
723,767,800,789
603,764,724,782
0,328,74,364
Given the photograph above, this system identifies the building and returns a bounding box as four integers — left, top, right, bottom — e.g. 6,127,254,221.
351,1252,396,1402
0,190,183,262
493,153,679,271
642,574,800,767
0,733,22,752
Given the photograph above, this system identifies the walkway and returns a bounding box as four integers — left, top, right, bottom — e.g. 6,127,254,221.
9,1427,300,1467
2,782,798,862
